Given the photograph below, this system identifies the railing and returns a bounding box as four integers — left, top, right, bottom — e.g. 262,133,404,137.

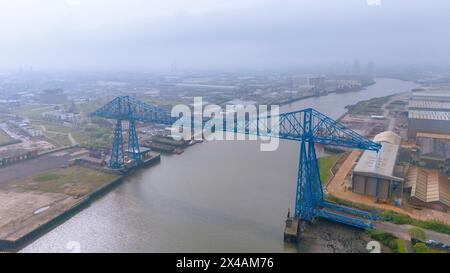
317,209,373,229
322,201,373,219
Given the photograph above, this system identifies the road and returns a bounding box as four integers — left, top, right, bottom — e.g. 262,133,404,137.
67,133,78,146
375,221,450,245
381,92,410,131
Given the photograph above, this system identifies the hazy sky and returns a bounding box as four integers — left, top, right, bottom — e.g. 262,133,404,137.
0,0,449,71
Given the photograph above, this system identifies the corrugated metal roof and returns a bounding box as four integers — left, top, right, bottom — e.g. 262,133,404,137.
412,92,450,101
406,167,450,206
409,100,450,111
354,132,401,180
373,131,401,145
408,110,450,121
416,132,450,141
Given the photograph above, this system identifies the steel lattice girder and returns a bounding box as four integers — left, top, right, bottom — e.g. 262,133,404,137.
219,108,381,151
90,95,177,125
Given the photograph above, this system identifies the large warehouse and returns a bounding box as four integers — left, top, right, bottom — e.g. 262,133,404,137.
411,91,450,102
408,110,450,139
416,132,450,169
408,91,450,139
408,100,450,112
352,131,404,203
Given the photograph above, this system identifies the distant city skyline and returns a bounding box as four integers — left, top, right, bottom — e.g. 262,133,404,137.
0,0,449,71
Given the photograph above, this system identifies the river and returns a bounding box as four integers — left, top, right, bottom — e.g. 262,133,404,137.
21,78,419,253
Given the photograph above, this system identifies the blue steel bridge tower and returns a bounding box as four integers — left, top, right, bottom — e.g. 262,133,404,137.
91,96,176,169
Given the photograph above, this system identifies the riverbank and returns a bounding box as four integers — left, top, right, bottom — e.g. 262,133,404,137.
0,164,123,250
277,87,368,106
297,219,389,253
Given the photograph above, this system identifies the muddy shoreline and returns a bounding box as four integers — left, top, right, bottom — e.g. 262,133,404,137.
295,219,390,253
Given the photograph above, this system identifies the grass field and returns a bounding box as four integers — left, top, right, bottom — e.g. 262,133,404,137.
347,95,391,115
40,122,76,133
0,129,16,146
72,126,112,149
318,154,342,184
15,105,54,121
0,165,119,197
43,131,72,147
413,242,450,253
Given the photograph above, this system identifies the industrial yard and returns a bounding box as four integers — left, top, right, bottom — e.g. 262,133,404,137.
321,85,450,252
0,147,122,249
333,87,450,213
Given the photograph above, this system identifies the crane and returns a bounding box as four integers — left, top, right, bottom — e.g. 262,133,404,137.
91,96,381,229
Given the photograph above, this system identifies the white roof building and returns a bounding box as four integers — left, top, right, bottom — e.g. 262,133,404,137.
353,131,402,181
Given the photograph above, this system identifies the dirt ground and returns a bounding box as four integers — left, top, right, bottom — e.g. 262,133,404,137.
0,164,119,246
0,165,118,197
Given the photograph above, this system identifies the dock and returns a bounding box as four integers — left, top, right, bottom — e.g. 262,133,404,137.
284,217,301,243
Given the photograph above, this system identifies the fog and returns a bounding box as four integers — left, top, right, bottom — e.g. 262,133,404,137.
0,0,449,71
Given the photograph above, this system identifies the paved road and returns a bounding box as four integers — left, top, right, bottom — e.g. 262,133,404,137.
68,133,78,146
375,221,450,245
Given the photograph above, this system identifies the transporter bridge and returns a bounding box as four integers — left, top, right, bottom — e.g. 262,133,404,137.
91,96,381,229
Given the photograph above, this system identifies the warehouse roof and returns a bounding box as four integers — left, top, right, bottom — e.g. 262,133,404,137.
353,131,402,181
373,131,401,145
408,110,450,121
416,132,450,141
412,92,450,101
0,148,35,159
405,166,450,206
409,100,450,111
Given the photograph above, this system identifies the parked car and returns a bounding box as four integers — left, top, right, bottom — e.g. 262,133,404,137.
426,240,439,247
441,244,450,250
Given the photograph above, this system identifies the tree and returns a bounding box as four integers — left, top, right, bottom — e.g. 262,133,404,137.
413,242,428,253
409,227,426,243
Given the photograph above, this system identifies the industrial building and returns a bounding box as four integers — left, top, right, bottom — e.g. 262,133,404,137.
405,166,450,211
408,91,450,139
408,110,450,138
42,109,81,125
416,132,450,170
407,90,450,176
411,91,450,102
0,149,38,167
408,100,450,112
352,131,404,203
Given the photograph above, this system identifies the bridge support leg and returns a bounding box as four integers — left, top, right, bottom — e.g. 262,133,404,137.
127,119,141,162
110,119,124,169
295,139,313,220
295,110,324,221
